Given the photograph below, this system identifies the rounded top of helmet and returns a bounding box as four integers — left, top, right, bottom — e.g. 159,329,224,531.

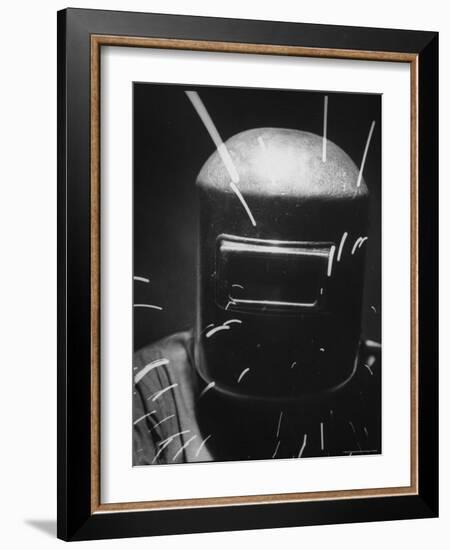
197,128,368,199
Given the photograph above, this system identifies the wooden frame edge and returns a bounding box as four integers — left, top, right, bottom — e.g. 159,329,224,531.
89,34,419,514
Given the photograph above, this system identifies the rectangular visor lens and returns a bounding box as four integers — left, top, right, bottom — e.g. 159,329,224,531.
216,236,331,314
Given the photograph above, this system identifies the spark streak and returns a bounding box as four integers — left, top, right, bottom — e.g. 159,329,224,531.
272,440,281,459
356,120,376,187
230,181,257,227
364,363,374,376
201,323,214,335
149,383,178,402
133,410,156,426
322,95,328,162
205,325,230,338
223,319,242,326
237,368,250,383
276,411,284,437
298,434,308,458
133,276,150,283
336,232,348,262
172,435,197,461
366,340,381,350
327,245,336,277
199,381,215,398
152,439,173,464
195,434,212,457
358,236,368,248
157,430,191,447
364,354,376,376
149,414,175,431
320,422,325,451
185,91,239,183
351,236,368,255
134,358,169,384
134,304,162,311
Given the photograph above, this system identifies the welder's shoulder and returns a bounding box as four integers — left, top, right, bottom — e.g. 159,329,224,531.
133,330,194,375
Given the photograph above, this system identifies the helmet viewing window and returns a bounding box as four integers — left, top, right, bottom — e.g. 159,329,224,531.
215,235,332,314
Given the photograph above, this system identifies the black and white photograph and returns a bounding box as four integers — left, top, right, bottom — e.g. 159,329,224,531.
132,83,382,466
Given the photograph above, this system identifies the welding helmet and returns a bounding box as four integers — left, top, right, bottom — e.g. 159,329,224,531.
194,128,369,402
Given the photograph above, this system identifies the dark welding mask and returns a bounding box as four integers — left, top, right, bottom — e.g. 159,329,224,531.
194,128,369,402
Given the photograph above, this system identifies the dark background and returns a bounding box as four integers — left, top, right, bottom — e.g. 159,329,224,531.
133,83,381,351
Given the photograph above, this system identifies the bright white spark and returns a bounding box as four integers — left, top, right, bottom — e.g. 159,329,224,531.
158,430,191,447
320,347,325,353
134,304,162,311
358,236,368,248
336,232,348,262
351,238,361,255
327,245,336,277
223,319,242,326
149,414,175,431
185,90,239,183
172,435,197,461
356,120,376,187
199,381,215,398
205,325,230,338
225,299,236,311
232,284,244,290
149,383,178,402
320,422,325,451
134,358,169,385
237,368,250,383
152,438,173,464
133,410,156,426
298,434,308,458
201,323,215,335
363,427,369,438
133,276,150,283
351,236,368,255
371,305,377,313
185,91,257,227
229,181,257,227
364,354,376,376
272,440,281,459
276,411,283,437
195,434,212,457
366,340,382,350
364,363,374,376
290,361,297,369
322,95,328,162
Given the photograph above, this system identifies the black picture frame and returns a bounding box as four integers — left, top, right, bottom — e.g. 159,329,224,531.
57,7,438,541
